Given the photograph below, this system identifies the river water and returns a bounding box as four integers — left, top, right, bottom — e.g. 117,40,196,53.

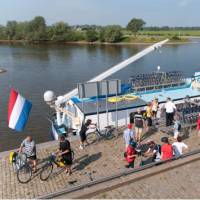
0,41,200,152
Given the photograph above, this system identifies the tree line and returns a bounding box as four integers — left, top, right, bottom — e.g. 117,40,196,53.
0,16,199,43
0,16,146,43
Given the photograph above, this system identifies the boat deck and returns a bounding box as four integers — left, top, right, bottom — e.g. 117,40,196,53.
137,84,200,102
73,83,200,115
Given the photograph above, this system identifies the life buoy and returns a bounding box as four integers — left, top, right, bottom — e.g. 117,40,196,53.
123,95,138,101
108,97,123,103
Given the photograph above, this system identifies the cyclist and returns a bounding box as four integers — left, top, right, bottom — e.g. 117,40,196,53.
19,136,37,173
56,135,73,175
79,119,96,150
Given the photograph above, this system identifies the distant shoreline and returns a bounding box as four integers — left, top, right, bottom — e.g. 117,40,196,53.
0,38,199,45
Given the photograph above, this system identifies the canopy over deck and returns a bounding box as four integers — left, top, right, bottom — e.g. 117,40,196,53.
73,97,147,115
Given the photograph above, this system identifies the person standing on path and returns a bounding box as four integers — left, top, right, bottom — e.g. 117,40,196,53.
79,119,96,150
173,115,181,139
134,108,145,143
145,102,153,131
123,124,135,149
152,97,159,120
164,97,176,126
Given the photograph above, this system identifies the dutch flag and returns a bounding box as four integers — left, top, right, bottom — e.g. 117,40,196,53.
8,89,32,132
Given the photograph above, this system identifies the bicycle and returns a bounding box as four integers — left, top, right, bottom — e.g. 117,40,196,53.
39,150,74,181
86,125,118,144
10,152,33,184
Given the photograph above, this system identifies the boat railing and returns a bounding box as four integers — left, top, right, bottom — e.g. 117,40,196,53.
129,71,184,91
133,79,186,92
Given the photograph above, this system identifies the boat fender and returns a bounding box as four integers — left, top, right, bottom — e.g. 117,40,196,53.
123,95,138,101
108,97,123,103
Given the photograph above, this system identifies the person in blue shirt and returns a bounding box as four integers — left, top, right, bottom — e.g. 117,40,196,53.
123,124,135,149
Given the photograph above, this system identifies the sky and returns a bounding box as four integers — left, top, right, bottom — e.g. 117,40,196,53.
0,0,199,27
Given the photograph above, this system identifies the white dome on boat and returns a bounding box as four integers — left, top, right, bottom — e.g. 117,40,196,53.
44,90,55,102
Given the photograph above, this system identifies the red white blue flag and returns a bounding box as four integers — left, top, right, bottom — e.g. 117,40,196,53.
8,89,32,132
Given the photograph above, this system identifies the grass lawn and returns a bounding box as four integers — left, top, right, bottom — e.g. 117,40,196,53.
138,30,200,36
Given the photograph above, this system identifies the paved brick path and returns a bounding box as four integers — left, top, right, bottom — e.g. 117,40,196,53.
94,159,200,199
0,127,199,199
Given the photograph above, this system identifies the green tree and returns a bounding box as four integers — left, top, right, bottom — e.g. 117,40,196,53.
86,29,98,42
99,29,105,42
64,30,85,41
6,21,17,40
14,22,29,40
0,25,7,40
29,16,46,32
103,25,122,43
127,18,146,36
27,16,46,40
50,22,70,41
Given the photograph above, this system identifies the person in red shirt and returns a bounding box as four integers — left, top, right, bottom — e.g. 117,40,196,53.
125,139,137,168
161,137,173,160
197,113,200,139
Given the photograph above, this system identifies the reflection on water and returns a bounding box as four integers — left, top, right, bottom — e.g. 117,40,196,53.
0,42,200,151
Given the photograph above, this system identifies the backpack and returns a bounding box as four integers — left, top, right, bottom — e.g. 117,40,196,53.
178,123,181,131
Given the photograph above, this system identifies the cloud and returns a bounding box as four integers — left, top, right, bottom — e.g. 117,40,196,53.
178,0,189,7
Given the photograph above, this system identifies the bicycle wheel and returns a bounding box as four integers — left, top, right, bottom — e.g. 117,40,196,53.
86,132,99,144
40,163,53,181
17,164,32,184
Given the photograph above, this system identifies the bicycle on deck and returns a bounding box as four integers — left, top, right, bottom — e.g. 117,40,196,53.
39,150,74,181
86,125,118,144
